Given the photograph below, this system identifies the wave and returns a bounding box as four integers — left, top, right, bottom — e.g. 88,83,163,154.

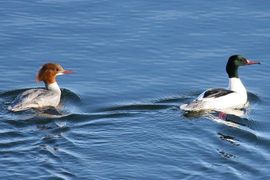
0,88,261,131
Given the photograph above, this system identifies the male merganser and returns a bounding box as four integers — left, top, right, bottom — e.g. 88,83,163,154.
180,55,260,112
8,63,72,112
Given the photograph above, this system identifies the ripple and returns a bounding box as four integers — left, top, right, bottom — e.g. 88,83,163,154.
98,95,190,114
0,87,265,179
101,103,173,112
39,144,59,158
0,130,35,154
153,95,192,104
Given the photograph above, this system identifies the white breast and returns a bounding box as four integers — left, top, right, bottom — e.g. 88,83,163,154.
228,78,247,95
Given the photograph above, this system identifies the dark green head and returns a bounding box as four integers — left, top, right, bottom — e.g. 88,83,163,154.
226,55,260,78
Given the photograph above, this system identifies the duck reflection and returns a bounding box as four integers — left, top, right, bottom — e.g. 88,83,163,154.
183,108,256,159
183,108,251,128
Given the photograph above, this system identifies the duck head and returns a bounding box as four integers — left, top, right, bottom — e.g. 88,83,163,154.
226,55,260,78
36,63,72,84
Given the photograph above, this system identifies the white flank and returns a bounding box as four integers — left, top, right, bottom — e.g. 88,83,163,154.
180,78,248,111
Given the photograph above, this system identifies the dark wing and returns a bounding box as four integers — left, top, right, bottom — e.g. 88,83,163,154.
203,88,234,98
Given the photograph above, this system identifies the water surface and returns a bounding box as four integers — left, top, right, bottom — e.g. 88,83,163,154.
0,0,270,179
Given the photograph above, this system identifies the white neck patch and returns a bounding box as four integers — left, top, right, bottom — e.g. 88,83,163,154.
46,82,61,93
228,78,246,93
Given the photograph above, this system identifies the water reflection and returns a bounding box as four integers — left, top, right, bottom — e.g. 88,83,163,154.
183,107,252,128
217,149,236,159
183,107,257,159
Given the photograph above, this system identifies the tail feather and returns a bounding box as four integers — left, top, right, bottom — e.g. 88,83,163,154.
8,103,34,112
8,104,24,112
180,101,206,111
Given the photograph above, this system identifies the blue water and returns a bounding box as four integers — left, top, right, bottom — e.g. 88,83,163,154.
1,0,270,179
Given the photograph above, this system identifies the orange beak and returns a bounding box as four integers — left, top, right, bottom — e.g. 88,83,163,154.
246,59,261,65
63,70,73,74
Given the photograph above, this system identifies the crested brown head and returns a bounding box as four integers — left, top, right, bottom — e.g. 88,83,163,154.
36,63,72,84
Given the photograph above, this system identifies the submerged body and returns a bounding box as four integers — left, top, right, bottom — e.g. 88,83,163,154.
8,63,72,112
180,55,260,112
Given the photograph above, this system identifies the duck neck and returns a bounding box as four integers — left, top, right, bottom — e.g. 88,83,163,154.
228,77,246,93
226,63,239,78
45,82,61,94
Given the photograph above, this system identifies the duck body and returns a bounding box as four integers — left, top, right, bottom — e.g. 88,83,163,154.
9,83,61,112
8,63,72,112
180,55,260,112
181,78,248,111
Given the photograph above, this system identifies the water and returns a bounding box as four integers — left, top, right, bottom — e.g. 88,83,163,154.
0,0,270,179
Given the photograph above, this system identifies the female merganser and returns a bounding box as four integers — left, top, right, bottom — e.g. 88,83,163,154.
180,55,260,112
8,63,72,112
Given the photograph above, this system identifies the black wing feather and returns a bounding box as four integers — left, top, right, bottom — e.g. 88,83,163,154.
203,88,234,98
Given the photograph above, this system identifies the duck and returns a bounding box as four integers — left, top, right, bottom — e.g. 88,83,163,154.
8,63,72,112
180,55,260,112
